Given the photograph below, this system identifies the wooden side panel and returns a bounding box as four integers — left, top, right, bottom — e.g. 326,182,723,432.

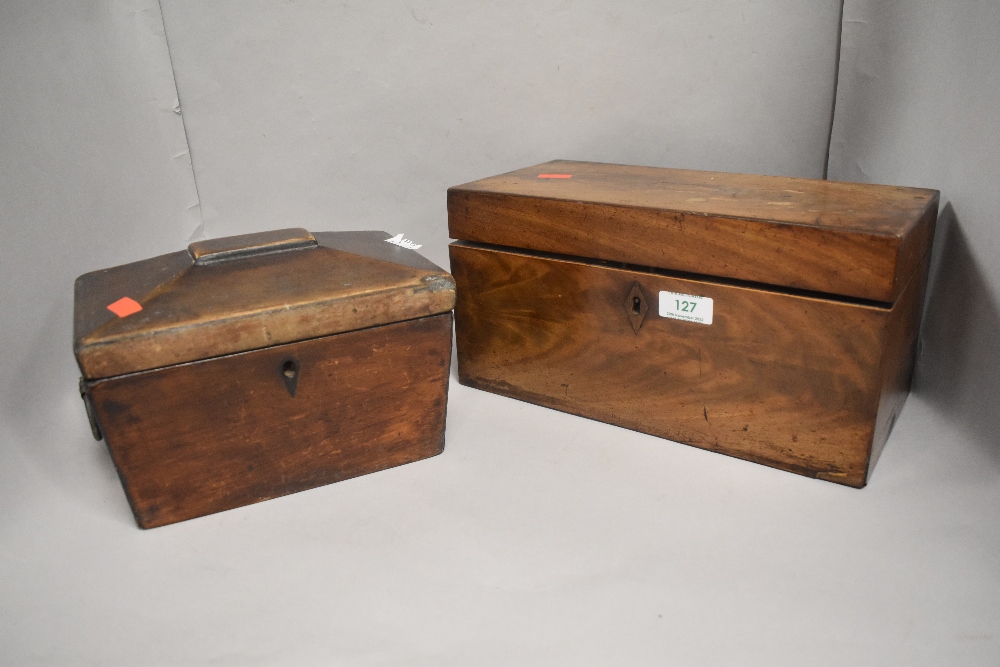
891,204,938,300
88,314,452,528
867,250,933,478
450,243,890,487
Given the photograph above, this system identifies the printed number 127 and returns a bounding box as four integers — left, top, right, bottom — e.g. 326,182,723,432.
676,300,697,313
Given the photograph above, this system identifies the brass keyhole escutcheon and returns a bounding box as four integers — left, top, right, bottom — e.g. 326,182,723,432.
624,282,649,334
280,357,300,397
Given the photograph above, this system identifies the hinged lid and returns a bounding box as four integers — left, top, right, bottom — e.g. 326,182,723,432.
74,229,455,380
448,160,939,303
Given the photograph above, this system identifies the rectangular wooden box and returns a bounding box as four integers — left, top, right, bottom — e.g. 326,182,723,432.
75,229,456,528
448,161,939,487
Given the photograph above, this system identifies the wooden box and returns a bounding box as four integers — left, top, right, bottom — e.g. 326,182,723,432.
448,160,938,487
75,229,456,528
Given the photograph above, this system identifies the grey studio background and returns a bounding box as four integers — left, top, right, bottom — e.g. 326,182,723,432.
1,0,998,664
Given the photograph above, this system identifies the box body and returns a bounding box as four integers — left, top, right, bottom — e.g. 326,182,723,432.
76,229,455,527
85,314,451,528
448,161,939,486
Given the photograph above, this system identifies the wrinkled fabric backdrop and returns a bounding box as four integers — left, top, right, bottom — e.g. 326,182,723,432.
1,1,997,664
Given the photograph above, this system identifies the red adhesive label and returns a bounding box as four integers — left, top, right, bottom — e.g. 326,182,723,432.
538,174,572,179
106,297,142,318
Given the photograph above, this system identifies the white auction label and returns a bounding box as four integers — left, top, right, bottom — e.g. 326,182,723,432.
658,291,713,325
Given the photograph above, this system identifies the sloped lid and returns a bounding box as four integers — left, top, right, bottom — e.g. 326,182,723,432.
448,160,939,303
74,229,455,380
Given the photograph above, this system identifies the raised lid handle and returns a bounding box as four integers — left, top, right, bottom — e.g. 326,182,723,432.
188,228,318,265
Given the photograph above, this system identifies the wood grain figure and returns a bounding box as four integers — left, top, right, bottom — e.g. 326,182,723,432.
75,229,455,527
87,314,452,528
448,161,938,486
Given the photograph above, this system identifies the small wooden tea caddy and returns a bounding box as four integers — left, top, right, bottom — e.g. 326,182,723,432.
75,228,455,527
448,160,938,487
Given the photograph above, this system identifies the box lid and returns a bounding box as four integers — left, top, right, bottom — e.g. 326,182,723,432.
448,160,939,303
74,229,455,380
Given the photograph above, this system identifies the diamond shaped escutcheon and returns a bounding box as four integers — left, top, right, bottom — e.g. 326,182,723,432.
624,282,649,334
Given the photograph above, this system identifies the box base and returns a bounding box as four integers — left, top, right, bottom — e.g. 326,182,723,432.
87,313,453,528
451,242,924,488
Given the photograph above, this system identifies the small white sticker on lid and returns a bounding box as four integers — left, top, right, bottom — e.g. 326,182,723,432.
659,291,713,325
385,233,422,250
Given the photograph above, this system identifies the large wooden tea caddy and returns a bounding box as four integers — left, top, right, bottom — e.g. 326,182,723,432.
448,160,938,487
75,229,455,527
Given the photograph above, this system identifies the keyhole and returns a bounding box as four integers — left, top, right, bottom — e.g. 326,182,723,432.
624,282,648,334
280,357,300,397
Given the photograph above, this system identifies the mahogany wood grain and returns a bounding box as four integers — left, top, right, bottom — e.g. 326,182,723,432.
866,251,932,477
87,314,452,528
448,160,939,303
75,230,455,380
450,243,928,487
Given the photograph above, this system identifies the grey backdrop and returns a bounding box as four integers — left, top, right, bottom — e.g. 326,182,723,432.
1,1,997,664
158,0,843,268
828,0,1000,469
